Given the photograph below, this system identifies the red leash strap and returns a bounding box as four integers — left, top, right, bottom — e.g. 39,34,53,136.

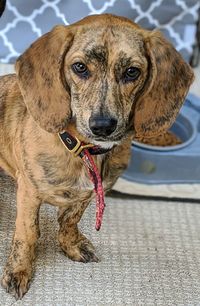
81,149,105,231
59,131,108,231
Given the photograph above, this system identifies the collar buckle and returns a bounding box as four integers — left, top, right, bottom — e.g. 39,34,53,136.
74,142,94,157
59,132,94,157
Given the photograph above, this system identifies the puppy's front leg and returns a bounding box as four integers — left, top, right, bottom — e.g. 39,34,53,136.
1,176,41,299
58,197,99,263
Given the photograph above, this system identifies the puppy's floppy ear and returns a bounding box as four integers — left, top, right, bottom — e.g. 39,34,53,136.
134,30,194,138
15,25,73,133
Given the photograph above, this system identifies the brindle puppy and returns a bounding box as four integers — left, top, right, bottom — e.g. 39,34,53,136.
0,14,194,299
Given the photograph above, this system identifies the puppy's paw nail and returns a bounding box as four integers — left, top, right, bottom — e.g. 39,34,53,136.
79,244,100,263
60,236,100,263
1,269,31,299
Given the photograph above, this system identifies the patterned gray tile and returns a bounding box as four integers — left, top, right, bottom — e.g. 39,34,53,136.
160,28,178,47
34,6,65,34
90,0,113,10
9,0,43,16
0,0,199,64
0,37,9,55
57,0,91,24
105,0,139,21
0,8,15,30
173,13,196,40
134,0,153,12
137,17,155,30
151,0,182,25
6,21,38,53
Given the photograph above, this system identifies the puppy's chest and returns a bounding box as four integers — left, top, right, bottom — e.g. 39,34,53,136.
37,153,109,203
77,167,94,189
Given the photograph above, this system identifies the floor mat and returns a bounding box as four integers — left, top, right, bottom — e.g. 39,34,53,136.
1,173,200,305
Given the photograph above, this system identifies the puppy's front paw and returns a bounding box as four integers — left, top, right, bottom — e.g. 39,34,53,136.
59,233,99,263
76,240,99,263
1,267,31,300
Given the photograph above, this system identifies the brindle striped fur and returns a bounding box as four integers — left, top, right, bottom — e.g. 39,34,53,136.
0,14,194,299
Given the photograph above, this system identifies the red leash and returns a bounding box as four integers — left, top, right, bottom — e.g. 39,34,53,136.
59,131,110,231
81,149,105,231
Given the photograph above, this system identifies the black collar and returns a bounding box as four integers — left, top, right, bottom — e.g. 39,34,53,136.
58,131,112,157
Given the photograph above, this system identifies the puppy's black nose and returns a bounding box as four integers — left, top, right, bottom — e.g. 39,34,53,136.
89,116,117,136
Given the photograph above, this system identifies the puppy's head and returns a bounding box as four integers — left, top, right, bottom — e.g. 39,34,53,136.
16,14,194,148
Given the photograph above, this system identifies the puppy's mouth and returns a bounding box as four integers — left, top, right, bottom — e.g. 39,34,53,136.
76,124,124,149
88,132,124,149
90,139,120,149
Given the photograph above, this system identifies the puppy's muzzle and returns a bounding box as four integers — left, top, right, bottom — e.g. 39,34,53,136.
89,116,117,137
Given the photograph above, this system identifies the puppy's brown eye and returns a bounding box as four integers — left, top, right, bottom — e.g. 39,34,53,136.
72,62,89,78
124,67,140,82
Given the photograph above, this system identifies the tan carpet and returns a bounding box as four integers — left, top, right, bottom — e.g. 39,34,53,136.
0,172,200,306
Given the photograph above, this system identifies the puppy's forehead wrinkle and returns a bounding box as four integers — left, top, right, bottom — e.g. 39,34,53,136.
116,53,132,68
85,45,108,64
75,24,145,58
